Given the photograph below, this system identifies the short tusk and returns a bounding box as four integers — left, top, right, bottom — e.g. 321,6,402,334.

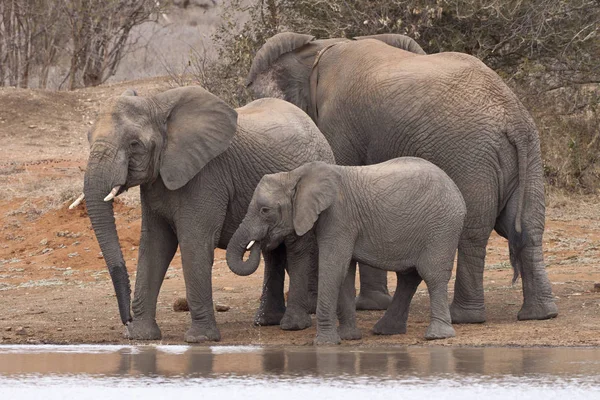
103,186,121,202
69,193,85,209
246,240,256,250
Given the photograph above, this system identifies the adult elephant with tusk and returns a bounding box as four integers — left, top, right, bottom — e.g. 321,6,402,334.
82,86,334,342
247,32,558,323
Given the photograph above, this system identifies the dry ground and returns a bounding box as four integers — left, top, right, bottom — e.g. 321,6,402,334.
1,79,599,347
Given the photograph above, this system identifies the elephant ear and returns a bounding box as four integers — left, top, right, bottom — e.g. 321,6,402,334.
247,32,315,86
156,86,238,191
292,162,341,236
354,34,426,55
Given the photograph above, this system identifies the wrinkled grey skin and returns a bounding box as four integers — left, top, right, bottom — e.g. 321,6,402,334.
227,158,466,344
84,86,334,342
246,32,558,323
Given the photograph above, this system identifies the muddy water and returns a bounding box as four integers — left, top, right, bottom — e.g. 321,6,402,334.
0,345,599,399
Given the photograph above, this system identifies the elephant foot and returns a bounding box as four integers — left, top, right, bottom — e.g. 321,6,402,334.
450,302,486,324
372,317,407,335
314,332,341,345
125,319,161,340
280,308,312,331
254,305,285,326
184,323,221,343
338,325,362,340
356,290,392,311
517,300,558,321
424,319,455,340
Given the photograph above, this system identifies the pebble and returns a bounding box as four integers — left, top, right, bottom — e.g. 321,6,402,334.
15,327,27,335
4,327,11,332
40,238,48,246
57,327,62,331
594,283,600,292
215,304,230,312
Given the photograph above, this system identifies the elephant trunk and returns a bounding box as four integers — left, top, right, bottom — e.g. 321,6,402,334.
226,223,262,276
84,153,131,325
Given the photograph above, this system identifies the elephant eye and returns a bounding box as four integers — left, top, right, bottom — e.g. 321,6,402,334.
260,207,271,215
130,140,143,151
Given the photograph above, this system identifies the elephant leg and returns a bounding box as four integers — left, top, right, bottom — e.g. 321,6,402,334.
495,192,558,321
373,269,422,335
280,233,317,330
337,262,361,340
127,212,178,340
424,281,455,340
450,232,491,324
307,242,319,314
356,263,392,310
315,241,354,345
420,260,455,340
179,232,221,343
254,243,287,326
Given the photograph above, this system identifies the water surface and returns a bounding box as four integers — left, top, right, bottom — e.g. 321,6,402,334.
0,345,598,399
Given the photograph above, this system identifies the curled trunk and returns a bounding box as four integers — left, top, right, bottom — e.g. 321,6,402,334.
226,225,262,276
84,165,131,325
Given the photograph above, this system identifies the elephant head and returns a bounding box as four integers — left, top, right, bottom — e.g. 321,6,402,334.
246,32,425,113
226,162,341,276
84,86,237,325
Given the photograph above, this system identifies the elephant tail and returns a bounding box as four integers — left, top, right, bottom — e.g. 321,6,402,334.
508,231,526,283
513,135,528,234
507,117,534,235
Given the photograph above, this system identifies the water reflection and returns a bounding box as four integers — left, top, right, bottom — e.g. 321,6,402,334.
0,345,599,381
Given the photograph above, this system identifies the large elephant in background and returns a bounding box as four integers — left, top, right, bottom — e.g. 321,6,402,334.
246,32,558,323
82,86,334,341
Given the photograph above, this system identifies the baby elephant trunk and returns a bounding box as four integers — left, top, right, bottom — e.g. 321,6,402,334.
226,224,262,276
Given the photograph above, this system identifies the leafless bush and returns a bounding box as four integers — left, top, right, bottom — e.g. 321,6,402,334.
0,0,164,90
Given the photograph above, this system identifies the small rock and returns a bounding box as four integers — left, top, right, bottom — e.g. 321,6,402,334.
593,283,600,292
41,248,52,254
215,303,230,312
4,327,11,332
222,287,235,292
57,327,62,331
173,297,189,312
40,238,48,246
28,125,37,129
15,327,27,335
68,252,79,258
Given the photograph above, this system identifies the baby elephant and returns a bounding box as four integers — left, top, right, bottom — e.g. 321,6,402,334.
227,157,466,344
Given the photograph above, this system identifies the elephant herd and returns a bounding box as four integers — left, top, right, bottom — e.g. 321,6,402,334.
72,32,558,345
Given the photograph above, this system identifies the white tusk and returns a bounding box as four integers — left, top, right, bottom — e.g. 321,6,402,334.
246,240,256,250
69,193,85,209
103,186,121,202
